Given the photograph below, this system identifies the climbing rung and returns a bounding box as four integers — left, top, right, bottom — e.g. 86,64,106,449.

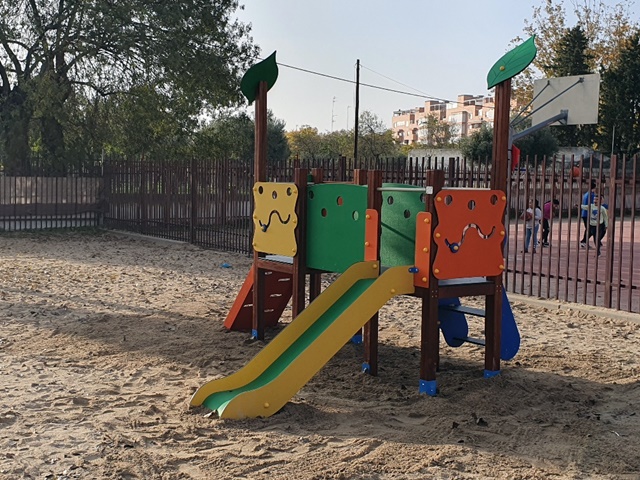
441,305,485,317
454,336,485,346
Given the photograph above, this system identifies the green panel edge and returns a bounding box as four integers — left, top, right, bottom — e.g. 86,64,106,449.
487,36,537,89
240,51,279,104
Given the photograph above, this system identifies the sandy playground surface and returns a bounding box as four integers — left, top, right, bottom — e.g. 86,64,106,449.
1,230,639,480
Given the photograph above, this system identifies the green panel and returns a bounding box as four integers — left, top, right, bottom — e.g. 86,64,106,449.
306,184,368,273
380,184,424,267
487,36,537,89
240,51,279,104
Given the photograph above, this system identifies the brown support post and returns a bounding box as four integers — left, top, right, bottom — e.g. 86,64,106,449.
491,80,511,192
484,79,511,375
308,167,324,302
351,168,369,345
363,169,382,376
419,169,444,395
254,81,268,183
252,81,269,340
309,271,321,302
292,168,308,316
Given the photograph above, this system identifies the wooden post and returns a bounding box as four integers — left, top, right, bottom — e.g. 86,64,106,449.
419,169,444,395
254,81,268,183
484,78,511,376
491,80,511,192
292,168,308,316
308,168,324,302
252,80,269,340
363,169,382,375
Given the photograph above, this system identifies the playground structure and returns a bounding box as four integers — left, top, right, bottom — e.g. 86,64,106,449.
191,40,536,418
190,167,521,418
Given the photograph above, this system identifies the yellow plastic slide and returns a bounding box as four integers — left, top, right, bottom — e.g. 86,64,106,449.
190,261,415,419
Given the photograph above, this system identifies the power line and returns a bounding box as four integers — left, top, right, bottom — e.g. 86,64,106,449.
276,61,494,108
360,64,457,105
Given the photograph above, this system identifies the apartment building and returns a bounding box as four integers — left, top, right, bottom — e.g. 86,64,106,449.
392,94,495,145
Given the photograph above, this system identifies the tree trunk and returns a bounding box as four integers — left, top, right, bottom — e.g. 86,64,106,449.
0,87,32,175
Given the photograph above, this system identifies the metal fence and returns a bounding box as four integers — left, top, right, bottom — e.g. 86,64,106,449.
2,153,638,312
0,160,104,231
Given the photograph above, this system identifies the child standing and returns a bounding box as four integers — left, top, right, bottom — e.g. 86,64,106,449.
522,199,542,253
542,198,560,247
581,195,608,256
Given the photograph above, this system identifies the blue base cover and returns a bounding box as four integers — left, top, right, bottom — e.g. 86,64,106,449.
419,379,437,396
438,290,521,360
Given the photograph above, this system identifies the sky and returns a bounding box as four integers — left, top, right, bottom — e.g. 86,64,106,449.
235,0,639,133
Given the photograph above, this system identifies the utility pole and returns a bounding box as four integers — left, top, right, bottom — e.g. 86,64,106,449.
331,96,336,131
353,59,360,160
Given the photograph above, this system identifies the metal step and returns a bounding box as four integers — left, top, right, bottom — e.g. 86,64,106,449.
440,304,485,317
454,336,486,346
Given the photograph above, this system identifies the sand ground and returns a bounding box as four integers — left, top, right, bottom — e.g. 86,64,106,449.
1,230,639,480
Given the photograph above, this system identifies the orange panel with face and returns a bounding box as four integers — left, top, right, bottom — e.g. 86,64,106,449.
433,189,506,279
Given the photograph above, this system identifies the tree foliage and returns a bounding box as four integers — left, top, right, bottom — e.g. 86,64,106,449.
192,110,290,162
0,0,257,172
513,127,560,162
598,31,640,156
415,115,454,149
287,126,324,160
357,111,399,160
286,111,400,161
512,0,638,106
459,124,494,161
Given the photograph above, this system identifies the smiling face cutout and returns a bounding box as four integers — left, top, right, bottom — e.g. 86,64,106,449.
252,182,298,256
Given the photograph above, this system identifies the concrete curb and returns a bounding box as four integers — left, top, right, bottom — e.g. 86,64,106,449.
508,292,640,324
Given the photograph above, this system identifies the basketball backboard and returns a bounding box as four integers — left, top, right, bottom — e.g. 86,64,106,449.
531,73,600,126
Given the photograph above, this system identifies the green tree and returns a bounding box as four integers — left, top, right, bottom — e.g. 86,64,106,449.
287,126,323,160
0,0,257,173
460,124,494,161
357,111,400,160
513,128,559,164
461,123,558,164
101,86,198,159
192,110,290,162
512,0,637,106
598,31,640,156
415,115,454,149
319,130,353,158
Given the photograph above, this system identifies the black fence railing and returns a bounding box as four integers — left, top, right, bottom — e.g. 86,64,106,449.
2,153,638,312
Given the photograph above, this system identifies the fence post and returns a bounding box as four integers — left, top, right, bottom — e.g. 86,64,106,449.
139,160,147,234
604,154,617,308
190,157,197,244
447,157,456,187
339,155,347,181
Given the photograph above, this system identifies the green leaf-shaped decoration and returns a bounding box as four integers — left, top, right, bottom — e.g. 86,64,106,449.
240,51,279,104
487,36,537,89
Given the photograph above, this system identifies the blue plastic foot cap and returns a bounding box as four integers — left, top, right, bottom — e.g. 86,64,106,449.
251,329,258,340
351,334,363,345
362,362,371,374
419,379,437,396
484,369,501,378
